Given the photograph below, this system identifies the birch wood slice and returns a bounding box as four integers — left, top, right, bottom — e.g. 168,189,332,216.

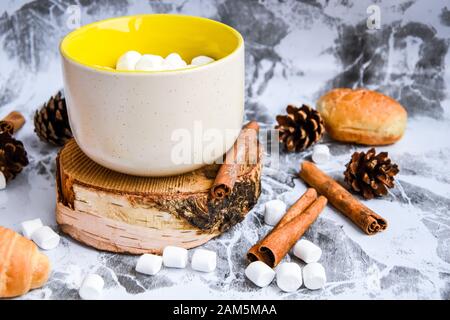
56,139,262,255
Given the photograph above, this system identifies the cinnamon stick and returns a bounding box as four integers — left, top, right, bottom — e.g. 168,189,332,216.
299,161,387,235
211,121,259,199
1,111,25,133
273,188,318,228
247,189,323,268
260,196,327,268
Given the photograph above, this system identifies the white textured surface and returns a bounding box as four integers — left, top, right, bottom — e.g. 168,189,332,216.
0,0,449,300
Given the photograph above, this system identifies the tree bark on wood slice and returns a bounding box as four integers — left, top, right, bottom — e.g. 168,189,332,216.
56,139,263,254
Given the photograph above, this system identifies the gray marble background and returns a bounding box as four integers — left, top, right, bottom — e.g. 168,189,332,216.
0,0,449,299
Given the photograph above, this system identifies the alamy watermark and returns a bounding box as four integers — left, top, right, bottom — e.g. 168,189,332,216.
170,122,280,170
367,4,381,30
66,5,81,30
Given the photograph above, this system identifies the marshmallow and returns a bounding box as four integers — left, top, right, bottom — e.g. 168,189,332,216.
312,145,330,164
191,55,215,66
264,200,287,226
163,246,188,268
116,50,141,71
20,218,43,239
31,226,60,250
302,262,326,290
276,262,302,292
79,274,104,300
164,53,187,70
245,261,275,288
0,171,6,190
191,248,217,273
293,239,322,263
135,54,164,71
135,254,163,275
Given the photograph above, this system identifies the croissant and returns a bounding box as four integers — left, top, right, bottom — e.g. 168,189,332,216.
0,226,51,298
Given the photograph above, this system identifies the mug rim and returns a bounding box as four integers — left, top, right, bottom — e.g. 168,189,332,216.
60,13,244,76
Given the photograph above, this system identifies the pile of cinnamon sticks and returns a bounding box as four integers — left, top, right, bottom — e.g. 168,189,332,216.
247,160,387,268
208,121,388,268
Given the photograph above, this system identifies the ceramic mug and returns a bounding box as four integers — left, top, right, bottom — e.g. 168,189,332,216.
60,14,244,176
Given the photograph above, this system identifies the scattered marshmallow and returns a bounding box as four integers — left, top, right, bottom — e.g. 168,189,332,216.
312,144,330,164
116,50,142,71
20,218,43,239
79,274,104,300
31,226,60,250
135,54,164,71
264,200,287,226
0,172,6,190
293,239,322,263
191,55,215,66
276,262,303,292
302,262,326,290
245,261,275,288
191,249,217,273
163,246,188,268
135,254,163,275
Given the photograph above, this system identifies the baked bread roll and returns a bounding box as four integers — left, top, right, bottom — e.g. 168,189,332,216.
0,226,51,298
317,88,407,145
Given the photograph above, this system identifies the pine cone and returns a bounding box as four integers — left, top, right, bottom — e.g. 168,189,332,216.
0,121,29,182
34,91,72,146
344,148,399,199
275,104,325,152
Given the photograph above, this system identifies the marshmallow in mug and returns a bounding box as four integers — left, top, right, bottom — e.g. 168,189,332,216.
191,55,215,66
134,54,164,71
116,50,142,71
116,51,215,71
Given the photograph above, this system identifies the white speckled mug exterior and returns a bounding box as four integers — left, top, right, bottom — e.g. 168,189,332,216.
60,15,244,176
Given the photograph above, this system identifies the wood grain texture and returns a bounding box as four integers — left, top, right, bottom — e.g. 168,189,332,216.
56,139,262,254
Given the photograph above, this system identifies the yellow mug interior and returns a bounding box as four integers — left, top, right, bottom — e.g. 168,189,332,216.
60,14,243,72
